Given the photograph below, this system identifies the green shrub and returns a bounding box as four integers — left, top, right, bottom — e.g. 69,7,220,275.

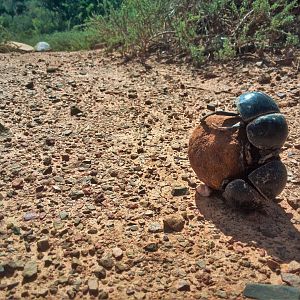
90,0,172,56
1,0,299,60
215,38,236,61
90,0,299,65
0,24,10,43
189,45,205,66
0,25,11,52
286,33,299,47
18,29,100,51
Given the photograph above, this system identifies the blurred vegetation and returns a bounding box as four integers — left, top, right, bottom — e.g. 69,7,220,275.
0,0,121,50
91,0,299,64
0,0,299,63
22,29,102,51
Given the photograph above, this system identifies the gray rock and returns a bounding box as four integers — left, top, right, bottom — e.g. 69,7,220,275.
148,222,163,233
126,287,135,295
24,212,38,221
98,290,109,299
163,214,185,232
5,41,34,53
258,73,271,84
128,91,138,99
196,260,206,269
287,198,300,210
58,276,68,284
171,186,189,196
0,123,9,136
35,42,51,52
129,225,139,231
47,67,58,73
79,70,87,75
287,260,300,273
88,278,98,294
71,258,81,269
43,166,52,175
171,143,182,151
276,92,286,99
281,272,300,289
144,242,158,252
43,157,52,165
67,288,76,299
215,290,228,298
70,106,83,116
207,103,216,111
53,220,64,230
99,256,114,269
72,279,82,290
25,81,34,89
88,228,98,234
144,210,154,217
243,283,300,300
62,130,73,136
36,288,48,297
112,247,123,259
59,211,69,220
94,266,106,279
52,185,61,193
0,265,5,275
1,260,21,275
69,190,85,199
177,279,190,291
6,281,19,290
49,285,58,295
22,261,38,279
115,262,128,272
11,225,21,235
37,238,50,252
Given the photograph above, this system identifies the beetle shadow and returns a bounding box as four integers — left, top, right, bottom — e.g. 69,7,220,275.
195,192,300,262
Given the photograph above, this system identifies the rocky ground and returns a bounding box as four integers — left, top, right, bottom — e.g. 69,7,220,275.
0,50,299,300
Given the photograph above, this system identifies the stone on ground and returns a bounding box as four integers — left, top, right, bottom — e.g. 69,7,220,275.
243,283,300,300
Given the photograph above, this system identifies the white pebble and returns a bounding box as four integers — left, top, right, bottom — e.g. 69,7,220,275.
196,183,212,197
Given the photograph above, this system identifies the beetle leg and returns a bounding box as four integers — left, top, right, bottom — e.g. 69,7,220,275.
258,149,281,164
211,121,243,131
200,111,238,124
244,142,253,166
221,179,230,190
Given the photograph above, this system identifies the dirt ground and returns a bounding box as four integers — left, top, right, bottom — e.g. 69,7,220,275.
0,50,299,300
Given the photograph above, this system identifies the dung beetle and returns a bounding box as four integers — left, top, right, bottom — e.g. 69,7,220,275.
223,160,287,211
236,91,280,122
248,160,287,200
194,91,289,211
246,113,288,150
223,179,264,211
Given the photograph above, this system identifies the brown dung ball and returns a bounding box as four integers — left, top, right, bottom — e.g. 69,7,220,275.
188,114,248,190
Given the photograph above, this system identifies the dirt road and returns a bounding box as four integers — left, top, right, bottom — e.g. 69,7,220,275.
0,51,299,299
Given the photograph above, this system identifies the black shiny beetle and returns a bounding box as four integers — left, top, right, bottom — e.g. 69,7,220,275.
203,91,288,211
